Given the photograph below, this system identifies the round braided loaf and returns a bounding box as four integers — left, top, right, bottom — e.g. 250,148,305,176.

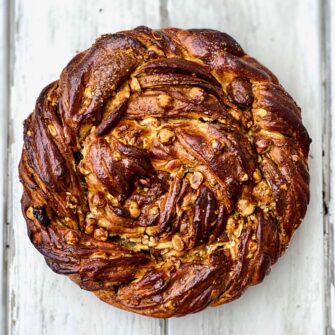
19,27,311,317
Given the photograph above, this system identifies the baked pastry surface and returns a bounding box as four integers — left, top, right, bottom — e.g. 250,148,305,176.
19,27,311,317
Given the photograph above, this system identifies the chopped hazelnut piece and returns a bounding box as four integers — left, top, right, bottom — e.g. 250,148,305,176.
190,171,204,189
249,240,258,253
211,139,219,148
106,194,119,207
158,128,175,144
85,217,97,234
255,108,267,117
130,77,141,92
78,162,91,176
227,77,253,108
66,193,78,209
90,251,107,259
253,180,272,204
211,139,224,151
84,87,92,98
140,117,160,127
226,217,237,236
189,87,205,101
172,235,184,251
94,227,108,241
149,205,160,216
142,138,149,149
253,169,262,183
129,201,141,218
157,94,173,108
26,207,35,220
113,151,122,161
65,231,79,245
92,192,106,208
48,124,57,137
237,199,255,216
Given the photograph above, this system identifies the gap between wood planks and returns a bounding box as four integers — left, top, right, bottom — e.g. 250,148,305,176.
1,0,11,333
160,0,170,28
322,0,335,334
3,0,16,333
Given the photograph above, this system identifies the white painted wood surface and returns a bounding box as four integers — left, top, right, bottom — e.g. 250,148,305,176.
1,0,332,334
0,0,9,334
327,0,335,332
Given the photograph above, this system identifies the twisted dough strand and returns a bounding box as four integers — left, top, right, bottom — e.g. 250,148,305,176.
19,27,311,317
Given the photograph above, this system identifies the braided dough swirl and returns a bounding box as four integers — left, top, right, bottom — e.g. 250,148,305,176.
19,27,311,317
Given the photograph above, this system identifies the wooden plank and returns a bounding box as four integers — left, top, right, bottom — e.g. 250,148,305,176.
326,0,335,332
166,0,325,334
7,1,164,334
0,0,9,333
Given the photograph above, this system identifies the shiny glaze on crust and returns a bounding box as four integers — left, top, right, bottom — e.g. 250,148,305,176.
19,27,311,318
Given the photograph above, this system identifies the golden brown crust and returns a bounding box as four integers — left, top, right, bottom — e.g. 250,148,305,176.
19,26,311,317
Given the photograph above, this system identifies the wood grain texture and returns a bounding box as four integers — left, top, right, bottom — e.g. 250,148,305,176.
0,0,8,333
4,0,329,334
165,0,325,334
7,1,164,334
0,0,9,333
327,0,335,332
